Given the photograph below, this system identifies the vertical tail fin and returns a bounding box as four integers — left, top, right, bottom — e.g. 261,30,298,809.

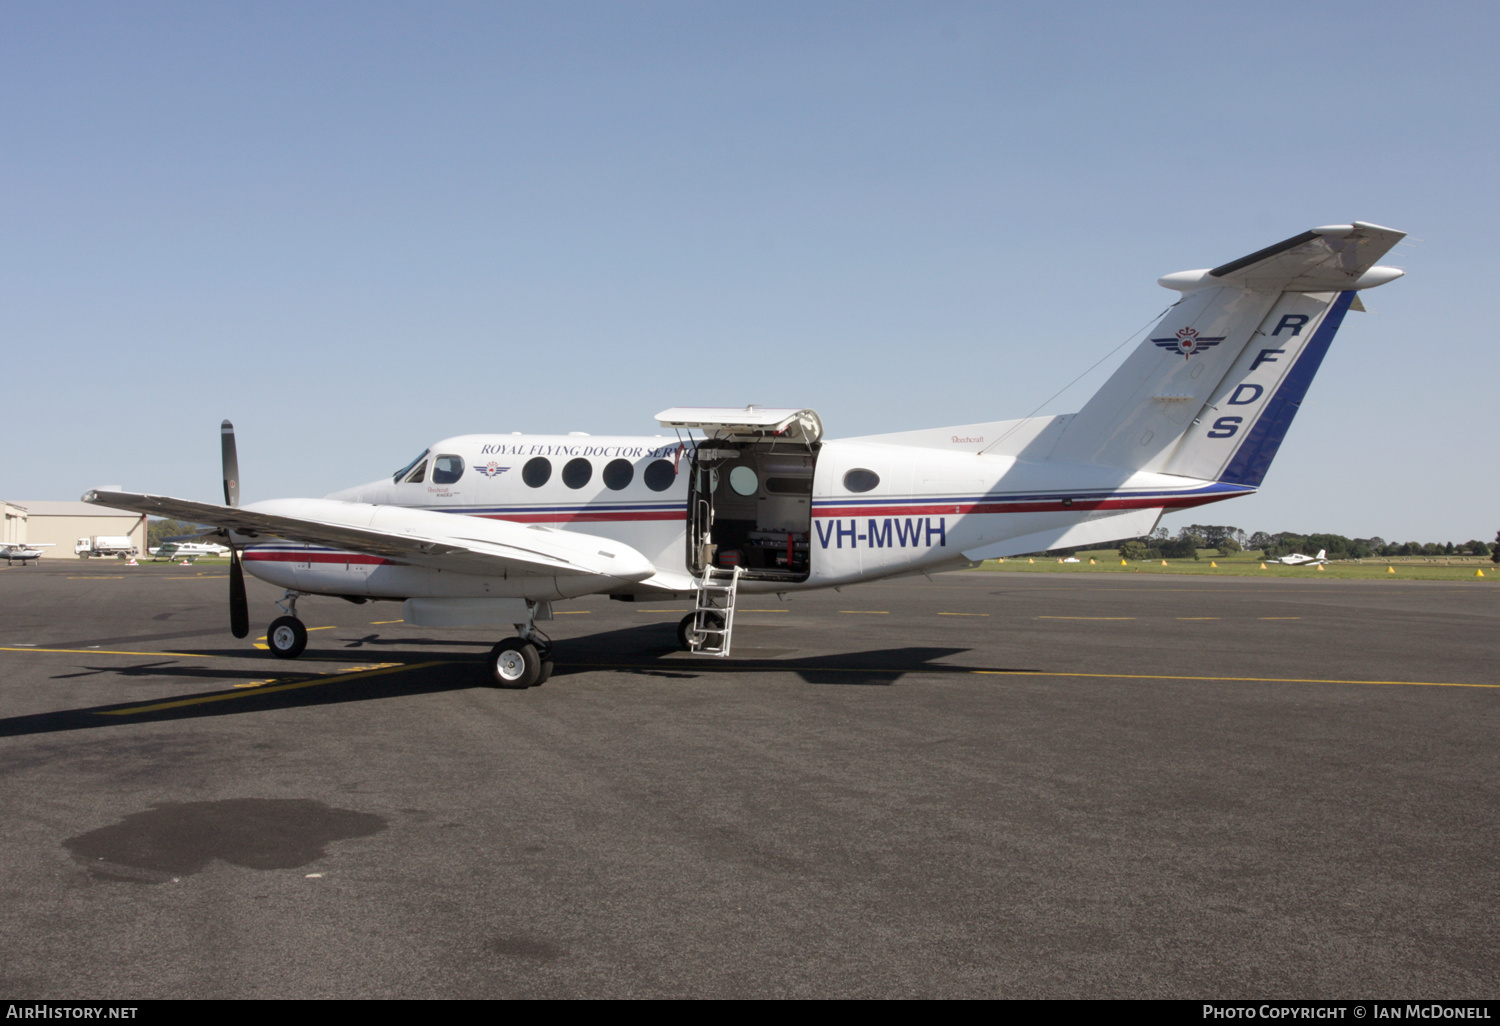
1043,223,1405,483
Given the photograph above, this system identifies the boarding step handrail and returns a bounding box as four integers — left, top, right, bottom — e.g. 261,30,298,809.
691,565,741,657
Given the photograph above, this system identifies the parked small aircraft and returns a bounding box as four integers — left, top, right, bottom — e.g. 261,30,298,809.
1274,549,1329,566
0,543,53,566
150,541,231,562
86,222,1406,686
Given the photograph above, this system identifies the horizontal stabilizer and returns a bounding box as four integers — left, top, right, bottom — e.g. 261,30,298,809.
1158,222,1405,294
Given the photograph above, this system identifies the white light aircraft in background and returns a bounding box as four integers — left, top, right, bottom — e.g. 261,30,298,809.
1,543,54,566
150,541,231,561
86,222,1406,687
1274,549,1330,566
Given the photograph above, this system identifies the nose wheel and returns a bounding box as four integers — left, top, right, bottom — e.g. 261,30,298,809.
267,615,308,659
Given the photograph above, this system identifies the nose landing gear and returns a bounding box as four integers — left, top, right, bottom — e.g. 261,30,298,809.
267,591,309,660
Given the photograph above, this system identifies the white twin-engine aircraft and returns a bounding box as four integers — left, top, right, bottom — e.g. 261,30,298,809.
86,222,1406,687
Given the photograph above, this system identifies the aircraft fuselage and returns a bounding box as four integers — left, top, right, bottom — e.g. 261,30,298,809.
239,432,1242,602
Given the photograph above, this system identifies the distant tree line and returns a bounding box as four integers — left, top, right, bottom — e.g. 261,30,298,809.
1113,524,1493,562
146,518,213,548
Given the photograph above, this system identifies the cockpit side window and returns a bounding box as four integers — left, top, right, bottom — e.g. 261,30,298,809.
404,460,427,484
393,450,430,484
432,455,465,485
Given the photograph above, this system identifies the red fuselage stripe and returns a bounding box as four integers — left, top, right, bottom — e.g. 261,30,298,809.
813,492,1232,518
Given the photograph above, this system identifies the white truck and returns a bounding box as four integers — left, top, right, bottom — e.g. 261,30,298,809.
75,535,138,559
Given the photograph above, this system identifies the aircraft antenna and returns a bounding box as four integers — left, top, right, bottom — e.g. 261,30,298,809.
978,304,1171,456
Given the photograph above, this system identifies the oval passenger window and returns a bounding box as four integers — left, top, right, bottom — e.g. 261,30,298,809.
729,466,759,496
562,458,592,489
643,459,676,492
432,455,465,485
602,458,633,490
522,457,551,487
843,469,879,492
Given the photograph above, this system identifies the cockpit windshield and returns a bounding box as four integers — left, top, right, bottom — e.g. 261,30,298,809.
392,450,430,484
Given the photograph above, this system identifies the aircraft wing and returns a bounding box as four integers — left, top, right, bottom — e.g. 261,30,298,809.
83,490,657,582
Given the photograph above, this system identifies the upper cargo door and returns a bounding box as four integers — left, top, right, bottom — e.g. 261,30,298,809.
655,407,823,446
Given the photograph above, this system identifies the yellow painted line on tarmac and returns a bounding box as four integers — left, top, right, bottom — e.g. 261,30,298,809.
67,576,125,580
232,662,401,688
939,612,990,617
97,661,451,715
0,646,221,658
369,619,404,625
554,610,591,615
840,610,889,614
1038,616,1136,620
256,621,342,636
1259,617,1302,620
253,624,339,651
1177,617,1220,620
741,608,788,612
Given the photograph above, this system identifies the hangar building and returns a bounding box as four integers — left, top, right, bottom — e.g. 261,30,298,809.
1,500,148,559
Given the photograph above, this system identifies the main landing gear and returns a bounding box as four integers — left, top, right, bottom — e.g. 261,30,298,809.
262,590,553,688
677,611,724,652
488,603,553,689
267,591,309,659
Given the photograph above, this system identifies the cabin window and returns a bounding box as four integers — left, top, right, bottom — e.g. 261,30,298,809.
562,458,592,489
432,455,465,485
393,451,429,484
643,459,676,491
522,457,551,487
843,469,879,492
602,458,633,490
729,466,759,496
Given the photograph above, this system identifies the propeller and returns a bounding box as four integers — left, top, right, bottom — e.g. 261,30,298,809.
223,420,250,639
221,419,240,507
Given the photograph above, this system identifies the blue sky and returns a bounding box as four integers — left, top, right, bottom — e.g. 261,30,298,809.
3,1,1494,543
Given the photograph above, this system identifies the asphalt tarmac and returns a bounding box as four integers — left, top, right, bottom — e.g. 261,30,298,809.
0,560,1496,998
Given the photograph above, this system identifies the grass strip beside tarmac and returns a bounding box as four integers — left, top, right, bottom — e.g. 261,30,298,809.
972,551,1496,580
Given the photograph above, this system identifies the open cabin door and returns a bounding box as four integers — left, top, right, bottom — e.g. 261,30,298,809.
656,407,822,584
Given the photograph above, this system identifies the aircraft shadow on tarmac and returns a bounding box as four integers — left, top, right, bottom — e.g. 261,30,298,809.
0,622,1039,738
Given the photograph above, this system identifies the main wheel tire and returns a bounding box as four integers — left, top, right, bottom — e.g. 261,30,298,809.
489,638,540,689
677,611,724,651
267,616,308,659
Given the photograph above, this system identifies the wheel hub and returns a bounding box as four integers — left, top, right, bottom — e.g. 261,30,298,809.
496,649,527,680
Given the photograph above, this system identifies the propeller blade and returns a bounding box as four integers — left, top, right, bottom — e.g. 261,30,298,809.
221,419,240,508
229,549,250,639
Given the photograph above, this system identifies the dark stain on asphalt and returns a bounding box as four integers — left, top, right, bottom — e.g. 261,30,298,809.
63,798,387,883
